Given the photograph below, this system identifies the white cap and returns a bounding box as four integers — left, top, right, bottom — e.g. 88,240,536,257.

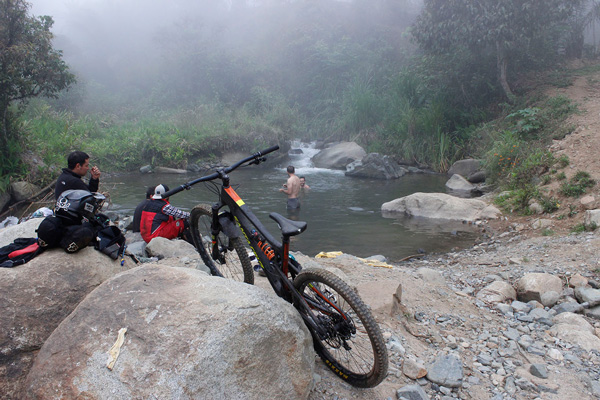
152,184,169,199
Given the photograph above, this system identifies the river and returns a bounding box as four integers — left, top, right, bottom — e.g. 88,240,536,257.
102,142,480,262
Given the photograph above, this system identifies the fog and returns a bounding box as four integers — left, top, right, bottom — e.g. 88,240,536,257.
26,0,424,114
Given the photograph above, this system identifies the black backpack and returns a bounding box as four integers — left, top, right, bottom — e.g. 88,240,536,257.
94,225,127,261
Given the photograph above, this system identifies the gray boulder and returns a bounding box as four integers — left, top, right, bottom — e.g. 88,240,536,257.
145,236,197,258
445,174,475,192
25,265,314,400
0,218,42,246
345,153,407,179
584,210,600,226
467,171,486,183
381,192,501,222
516,273,563,303
311,142,366,170
10,181,41,203
0,247,135,399
549,312,600,352
448,159,482,178
426,353,463,388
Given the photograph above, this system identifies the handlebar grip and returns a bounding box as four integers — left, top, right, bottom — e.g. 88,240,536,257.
161,186,186,199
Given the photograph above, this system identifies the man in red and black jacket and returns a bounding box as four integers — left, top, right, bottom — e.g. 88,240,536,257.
140,184,190,243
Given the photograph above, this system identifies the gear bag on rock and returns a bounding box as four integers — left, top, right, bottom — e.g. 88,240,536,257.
94,225,126,260
0,238,43,268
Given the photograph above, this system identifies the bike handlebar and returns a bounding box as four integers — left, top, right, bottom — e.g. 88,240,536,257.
160,145,280,198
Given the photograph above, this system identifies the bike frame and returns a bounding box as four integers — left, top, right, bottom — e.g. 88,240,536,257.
161,147,350,340
218,182,335,339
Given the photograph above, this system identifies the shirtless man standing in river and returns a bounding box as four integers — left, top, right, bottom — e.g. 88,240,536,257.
279,165,301,209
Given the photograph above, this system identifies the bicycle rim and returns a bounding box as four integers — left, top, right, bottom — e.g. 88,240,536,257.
293,268,388,388
190,204,254,284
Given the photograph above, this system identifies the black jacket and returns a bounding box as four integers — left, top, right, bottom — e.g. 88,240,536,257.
55,168,99,200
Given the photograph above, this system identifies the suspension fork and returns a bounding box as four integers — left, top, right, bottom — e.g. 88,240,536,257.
210,201,223,260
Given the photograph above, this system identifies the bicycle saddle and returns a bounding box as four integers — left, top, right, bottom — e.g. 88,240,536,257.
269,212,307,237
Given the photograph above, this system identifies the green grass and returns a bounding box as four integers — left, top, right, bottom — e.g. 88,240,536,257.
559,171,596,197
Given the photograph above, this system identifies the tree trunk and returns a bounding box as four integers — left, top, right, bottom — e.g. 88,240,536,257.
496,41,515,102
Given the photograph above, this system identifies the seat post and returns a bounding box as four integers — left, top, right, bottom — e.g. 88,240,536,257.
281,234,291,275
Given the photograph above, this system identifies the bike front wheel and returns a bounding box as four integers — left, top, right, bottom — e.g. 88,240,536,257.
190,204,254,284
293,268,388,388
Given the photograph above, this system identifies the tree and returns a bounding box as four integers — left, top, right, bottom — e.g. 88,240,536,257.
0,0,75,158
411,0,584,101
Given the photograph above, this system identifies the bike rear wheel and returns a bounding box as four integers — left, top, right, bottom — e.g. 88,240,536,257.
293,268,388,388
190,204,254,284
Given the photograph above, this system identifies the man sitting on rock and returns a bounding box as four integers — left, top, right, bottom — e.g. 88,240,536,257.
140,184,191,243
55,151,101,200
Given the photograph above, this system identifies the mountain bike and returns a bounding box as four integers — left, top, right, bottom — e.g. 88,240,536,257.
160,145,388,388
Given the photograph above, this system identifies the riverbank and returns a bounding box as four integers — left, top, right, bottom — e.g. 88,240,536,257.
298,221,600,400
302,62,600,400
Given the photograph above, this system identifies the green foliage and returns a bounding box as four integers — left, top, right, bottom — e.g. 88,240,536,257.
494,185,558,215
506,108,543,139
0,0,75,183
572,222,598,233
559,171,596,197
557,154,570,168
22,100,297,171
541,228,555,236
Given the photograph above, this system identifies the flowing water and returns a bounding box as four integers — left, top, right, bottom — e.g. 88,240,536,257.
102,142,480,262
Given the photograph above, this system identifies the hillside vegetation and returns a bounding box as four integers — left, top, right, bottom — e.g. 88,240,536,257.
2,0,600,195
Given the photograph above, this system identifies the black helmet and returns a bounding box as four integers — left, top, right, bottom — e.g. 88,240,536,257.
55,190,106,224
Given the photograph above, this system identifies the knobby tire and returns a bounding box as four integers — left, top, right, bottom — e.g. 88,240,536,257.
190,204,254,284
293,268,388,388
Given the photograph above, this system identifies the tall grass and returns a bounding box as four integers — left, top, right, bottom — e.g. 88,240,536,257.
21,99,300,172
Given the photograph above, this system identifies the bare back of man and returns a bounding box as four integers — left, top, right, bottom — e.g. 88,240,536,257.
279,165,301,209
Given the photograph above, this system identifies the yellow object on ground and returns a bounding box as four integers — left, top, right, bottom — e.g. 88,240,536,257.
315,251,344,258
315,251,393,269
106,327,127,370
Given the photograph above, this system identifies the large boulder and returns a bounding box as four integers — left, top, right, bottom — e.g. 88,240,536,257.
311,142,366,170
10,181,41,203
381,192,501,222
0,218,43,246
0,247,135,399
549,312,600,352
25,265,314,400
345,153,407,179
448,159,482,178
